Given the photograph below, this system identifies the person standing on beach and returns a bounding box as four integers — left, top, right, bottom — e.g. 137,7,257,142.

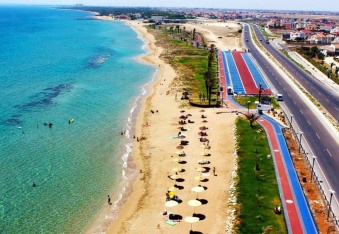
213,167,216,176
108,195,111,205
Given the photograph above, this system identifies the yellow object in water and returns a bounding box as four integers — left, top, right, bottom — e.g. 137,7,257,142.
69,118,74,124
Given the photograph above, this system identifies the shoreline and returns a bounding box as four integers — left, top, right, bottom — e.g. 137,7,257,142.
104,20,173,233
85,19,165,233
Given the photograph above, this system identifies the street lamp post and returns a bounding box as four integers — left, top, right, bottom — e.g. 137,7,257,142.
327,189,336,221
290,114,294,129
310,156,317,182
247,101,251,114
298,132,303,155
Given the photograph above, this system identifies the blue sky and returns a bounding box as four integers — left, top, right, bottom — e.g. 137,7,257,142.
0,0,338,12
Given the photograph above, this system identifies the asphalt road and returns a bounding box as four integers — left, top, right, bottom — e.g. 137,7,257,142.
243,25,339,209
252,25,339,120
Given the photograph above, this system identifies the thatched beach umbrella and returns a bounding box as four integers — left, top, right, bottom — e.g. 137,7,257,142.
172,167,182,173
184,216,200,232
194,175,206,185
165,200,178,207
191,186,205,199
168,186,178,192
188,199,202,214
198,159,209,165
196,167,206,172
173,157,182,163
165,200,178,213
169,174,181,187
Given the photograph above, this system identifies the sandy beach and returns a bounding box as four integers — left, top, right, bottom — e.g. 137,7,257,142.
90,19,242,233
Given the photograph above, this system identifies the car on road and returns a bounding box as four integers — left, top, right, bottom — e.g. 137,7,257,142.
276,93,283,101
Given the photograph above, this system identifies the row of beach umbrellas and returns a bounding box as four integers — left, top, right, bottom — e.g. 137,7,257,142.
164,110,211,231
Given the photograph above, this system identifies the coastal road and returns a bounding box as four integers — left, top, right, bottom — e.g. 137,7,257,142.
252,24,339,120
243,24,339,221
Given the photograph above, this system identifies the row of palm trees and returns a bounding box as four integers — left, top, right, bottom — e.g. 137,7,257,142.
203,44,219,106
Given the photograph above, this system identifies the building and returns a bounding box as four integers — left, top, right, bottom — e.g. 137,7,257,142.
290,31,306,40
310,33,334,44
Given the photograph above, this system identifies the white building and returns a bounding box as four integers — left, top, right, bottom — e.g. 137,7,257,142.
290,31,306,40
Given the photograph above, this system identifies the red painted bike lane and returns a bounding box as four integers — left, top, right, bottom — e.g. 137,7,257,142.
218,51,227,101
232,51,258,94
258,118,303,233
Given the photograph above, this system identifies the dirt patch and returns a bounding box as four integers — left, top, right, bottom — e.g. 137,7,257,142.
283,130,337,234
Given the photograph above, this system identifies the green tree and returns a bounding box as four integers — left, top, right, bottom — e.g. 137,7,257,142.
175,25,180,33
245,113,260,128
203,43,218,105
317,52,325,61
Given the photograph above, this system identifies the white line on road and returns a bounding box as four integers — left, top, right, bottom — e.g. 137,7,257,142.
316,133,320,139
326,99,330,103
300,110,303,114
327,149,332,157
307,120,311,126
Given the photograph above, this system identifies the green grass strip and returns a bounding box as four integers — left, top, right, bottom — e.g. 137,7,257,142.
235,117,287,233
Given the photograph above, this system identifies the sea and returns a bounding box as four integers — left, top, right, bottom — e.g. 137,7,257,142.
0,6,156,233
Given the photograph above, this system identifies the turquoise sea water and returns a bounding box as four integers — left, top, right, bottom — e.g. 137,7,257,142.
0,6,155,233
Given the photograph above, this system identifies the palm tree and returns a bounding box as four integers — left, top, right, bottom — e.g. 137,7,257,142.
245,113,260,128
204,43,218,105
175,25,180,34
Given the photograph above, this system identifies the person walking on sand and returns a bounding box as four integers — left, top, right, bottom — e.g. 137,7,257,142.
108,195,111,205
213,167,216,176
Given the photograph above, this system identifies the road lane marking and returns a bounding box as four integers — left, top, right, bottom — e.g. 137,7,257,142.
307,120,311,126
316,133,320,139
300,110,303,114
326,149,332,157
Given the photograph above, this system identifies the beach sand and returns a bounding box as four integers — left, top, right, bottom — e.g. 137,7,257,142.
90,19,242,233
